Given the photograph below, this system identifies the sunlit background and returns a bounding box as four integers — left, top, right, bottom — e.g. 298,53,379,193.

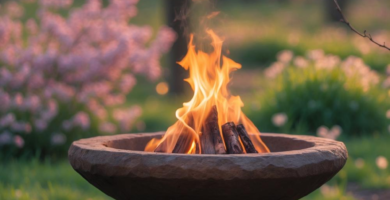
1,0,390,199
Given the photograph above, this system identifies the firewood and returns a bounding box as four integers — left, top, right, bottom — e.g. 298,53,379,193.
200,107,216,154
236,124,258,153
172,133,195,153
154,142,167,153
221,122,243,154
201,105,226,154
155,114,195,153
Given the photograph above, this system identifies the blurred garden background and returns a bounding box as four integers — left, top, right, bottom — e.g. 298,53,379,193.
1,0,390,199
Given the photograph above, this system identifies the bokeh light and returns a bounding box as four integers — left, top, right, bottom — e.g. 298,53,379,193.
156,82,169,95
376,156,388,169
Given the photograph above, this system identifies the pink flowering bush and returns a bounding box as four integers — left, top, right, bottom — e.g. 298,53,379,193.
0,0,175,157
250,50,389,136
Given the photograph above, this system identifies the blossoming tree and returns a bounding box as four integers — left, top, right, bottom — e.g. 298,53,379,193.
0,0,175,156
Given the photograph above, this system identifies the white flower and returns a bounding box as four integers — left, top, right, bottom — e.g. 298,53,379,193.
317,126,329,138
319,184,339,197
277,50,293,63
329,125,342,139
307,49,324,61
293,56,308,68
272,113,288,127
376,156,388,169
264,62,285,79
316,125,341,140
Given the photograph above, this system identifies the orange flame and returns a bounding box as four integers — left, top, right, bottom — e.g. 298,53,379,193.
145,30,269,154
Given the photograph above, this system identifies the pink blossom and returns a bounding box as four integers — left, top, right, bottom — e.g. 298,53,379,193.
0,0,174,142
5,2,24,18
11,121,32,133
73,112,90,130
62,120,73,131
0,113,15,127
14,93,24,108
51,132,66,145
0,131,12,145
26,19,38,35
120,75,136,93
39,0,73,9
0,68,12,86
113,106,142,131
14,135,24,148
34,119,48,132
99,122,117,134
24,95,41,112
0,90,10,111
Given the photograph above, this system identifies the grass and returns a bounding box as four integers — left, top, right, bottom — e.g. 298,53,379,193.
2,0,389,199
1,134,389,200
0,159,110,200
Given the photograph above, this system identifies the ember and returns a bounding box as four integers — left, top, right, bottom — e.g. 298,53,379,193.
145,30,269,154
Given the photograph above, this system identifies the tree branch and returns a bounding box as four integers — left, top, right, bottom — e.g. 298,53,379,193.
333,0,390,51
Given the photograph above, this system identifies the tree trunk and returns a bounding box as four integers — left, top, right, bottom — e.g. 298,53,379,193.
165,0,191,95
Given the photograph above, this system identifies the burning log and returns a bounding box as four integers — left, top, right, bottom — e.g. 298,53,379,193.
172,134,195,153
221,122,243,154
201,106,226,154
155,114,195,153
236,124,258,153
154,142,167,153
154,132,195,154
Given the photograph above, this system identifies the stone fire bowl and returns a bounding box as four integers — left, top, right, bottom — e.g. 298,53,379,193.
68,132,347,200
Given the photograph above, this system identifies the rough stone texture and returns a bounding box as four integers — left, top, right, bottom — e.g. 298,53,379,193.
68,132,348,200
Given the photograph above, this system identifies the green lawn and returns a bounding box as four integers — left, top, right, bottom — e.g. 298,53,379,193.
1,134,389,200
2,1,389,199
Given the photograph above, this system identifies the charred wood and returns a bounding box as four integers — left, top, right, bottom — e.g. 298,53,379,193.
236,124,258,153
221,122,243,154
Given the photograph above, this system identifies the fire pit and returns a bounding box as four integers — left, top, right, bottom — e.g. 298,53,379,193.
69,30,347,199
68,132,347,200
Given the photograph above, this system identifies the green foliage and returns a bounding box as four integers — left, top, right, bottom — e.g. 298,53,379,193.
0,159,110,200
249,64,389,136
343,134,390,189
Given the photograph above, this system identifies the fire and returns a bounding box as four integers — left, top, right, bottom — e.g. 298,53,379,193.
145,30,269,154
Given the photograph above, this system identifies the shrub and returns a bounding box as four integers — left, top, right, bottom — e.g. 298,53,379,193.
249,50,389,136
0,0,175,158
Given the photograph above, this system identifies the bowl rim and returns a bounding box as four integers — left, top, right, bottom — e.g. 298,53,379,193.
68,132,348,180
